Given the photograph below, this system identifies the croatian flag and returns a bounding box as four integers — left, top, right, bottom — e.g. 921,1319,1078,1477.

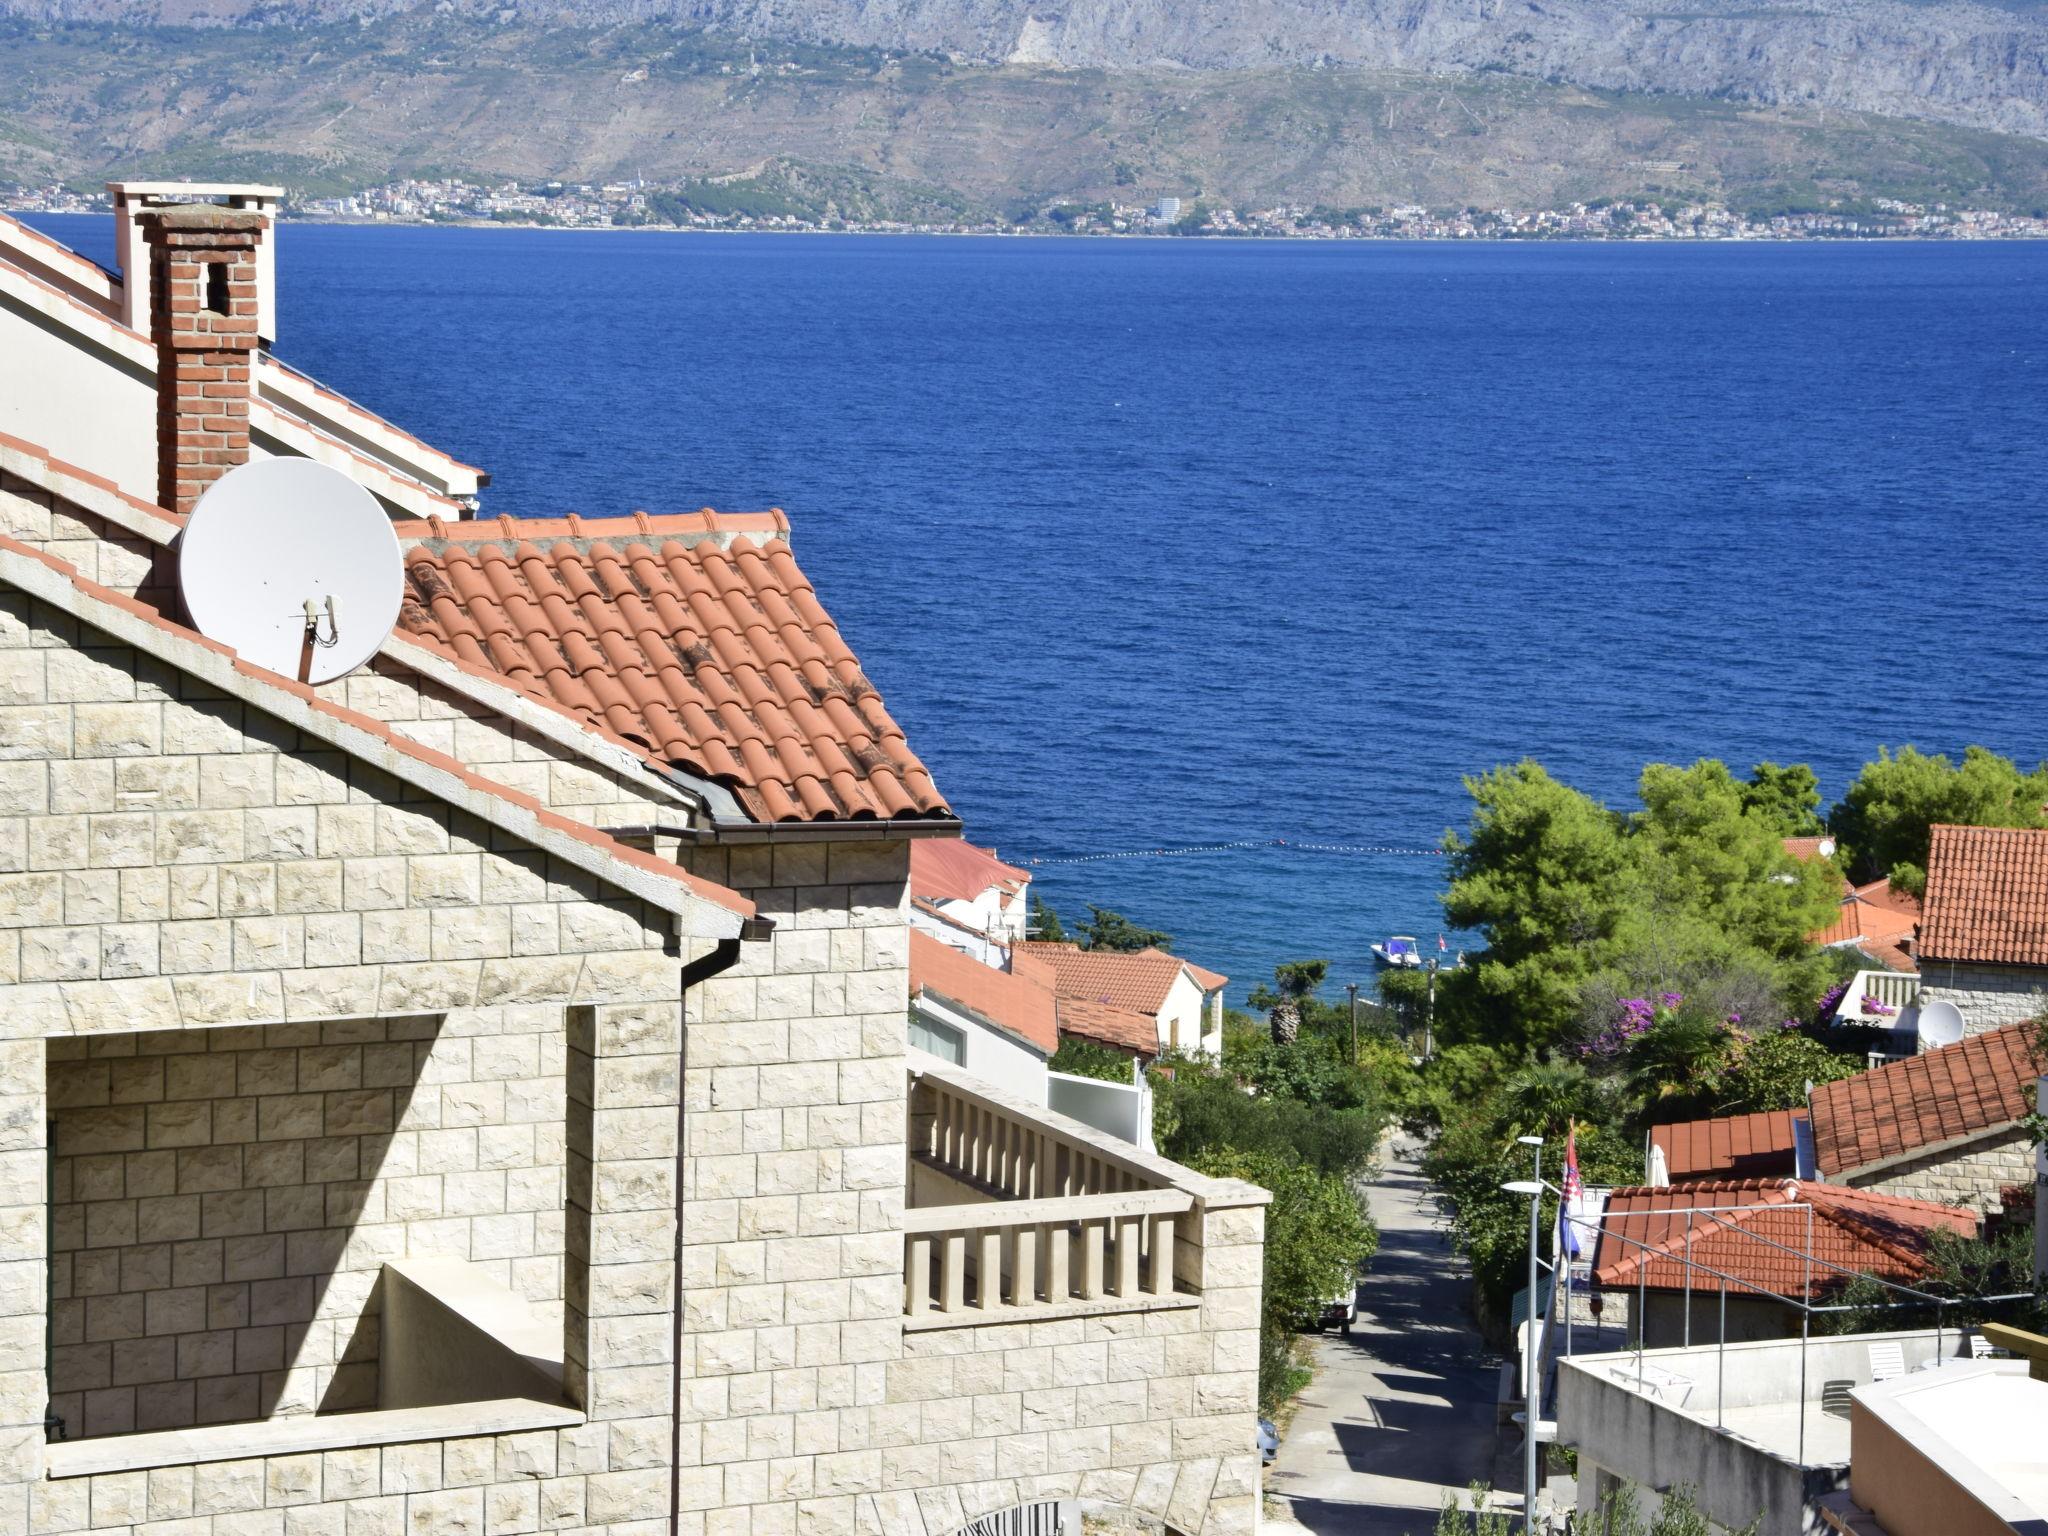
1437,934,1448,952
1557,1122,1584,1261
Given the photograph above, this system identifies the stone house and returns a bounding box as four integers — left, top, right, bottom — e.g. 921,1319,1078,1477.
0,192,1267,1536
1806,1022,2047,1215
1916,823,2048,1034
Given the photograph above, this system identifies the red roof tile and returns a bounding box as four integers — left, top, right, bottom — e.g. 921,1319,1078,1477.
394,530,948,824
910,840,1029,910
1649,1110,1804,1181
908,930,1056,1054
1809,879,1922,953
1017,943,1188,1016
1919,824,2048,966
1807,1022,2046,1177
1151,950,1229,992
1053,997,1159,1057
1783,836,1839,863
1592,1179,1976,1300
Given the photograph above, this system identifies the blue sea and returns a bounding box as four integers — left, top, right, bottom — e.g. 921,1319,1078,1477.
30,218,2048,1001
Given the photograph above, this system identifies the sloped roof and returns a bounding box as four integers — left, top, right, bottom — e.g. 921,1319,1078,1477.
1810,878,1922,955
1158,950,1229,992
1783,836,1838,863
908,930,1056,1054
0,533,750,931
1919,824,2048,966
1592,1179,1976,1300
1649,1110,1804,1181
1807,1022,2046,1177
1053,997,1159,1057
393,528,949,824
911,839,1029,910
1017,943,1189,1015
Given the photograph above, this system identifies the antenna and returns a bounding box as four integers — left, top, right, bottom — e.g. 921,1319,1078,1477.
177,458,403,686
1916,999,1965,1051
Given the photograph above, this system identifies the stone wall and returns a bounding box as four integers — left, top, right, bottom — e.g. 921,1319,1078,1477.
1918,963,2047,1035
1841,1126,2034,1215
46,1010,570,1441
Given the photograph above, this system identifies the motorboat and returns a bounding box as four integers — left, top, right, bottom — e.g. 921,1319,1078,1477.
1372,935,1422,969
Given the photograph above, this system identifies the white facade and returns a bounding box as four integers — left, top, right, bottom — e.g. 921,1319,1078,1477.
907,990,1050,1102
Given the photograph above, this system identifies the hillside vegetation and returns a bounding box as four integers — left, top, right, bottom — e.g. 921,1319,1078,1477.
7,15,2048,214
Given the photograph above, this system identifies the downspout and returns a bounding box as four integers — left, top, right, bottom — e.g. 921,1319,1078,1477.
670,923,771,1536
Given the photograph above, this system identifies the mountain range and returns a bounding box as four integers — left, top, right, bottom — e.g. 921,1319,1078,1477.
5,0,2048,214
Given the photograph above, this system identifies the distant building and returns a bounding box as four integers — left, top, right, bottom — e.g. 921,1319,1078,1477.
1152,197,1182,223
1917,824,2048,1032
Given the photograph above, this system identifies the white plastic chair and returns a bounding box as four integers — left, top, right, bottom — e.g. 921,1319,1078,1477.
1969,1333,1997,1360
1868,1341,1906,1381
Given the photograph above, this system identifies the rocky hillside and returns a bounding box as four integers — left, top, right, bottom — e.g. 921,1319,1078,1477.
5,10,2048,214
6,0,2048,142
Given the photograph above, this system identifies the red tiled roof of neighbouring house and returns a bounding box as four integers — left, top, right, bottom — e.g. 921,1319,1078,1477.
1783,836,1839,863
1918,824,2048,966
1017,943,1189,1016
392,528,949,824
1054,997,1159,1057
1163,952,1229,992
1591,1179,1976,1300
910,839,1030,911
1807,1022,2046,1177
1649,1110,1805,1181
1810,878,1922,957
908,930,1056,1054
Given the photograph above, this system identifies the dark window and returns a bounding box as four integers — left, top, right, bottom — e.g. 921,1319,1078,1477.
204,262,230,315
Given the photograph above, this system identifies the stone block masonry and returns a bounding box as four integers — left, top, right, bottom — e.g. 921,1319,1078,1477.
45,1011,570,1441
1843,1126,2036,1215
1918,963,2048,1036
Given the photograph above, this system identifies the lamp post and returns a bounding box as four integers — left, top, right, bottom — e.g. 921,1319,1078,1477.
1506,1133,1545,1535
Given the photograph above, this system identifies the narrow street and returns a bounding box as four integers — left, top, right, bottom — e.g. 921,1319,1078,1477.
1267,1137,1519,1535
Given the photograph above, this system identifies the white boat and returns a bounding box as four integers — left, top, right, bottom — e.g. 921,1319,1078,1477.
1372,935,1422,969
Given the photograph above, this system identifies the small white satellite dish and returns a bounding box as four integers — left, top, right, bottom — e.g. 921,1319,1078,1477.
178,458,402,686
1917,999,1966,1051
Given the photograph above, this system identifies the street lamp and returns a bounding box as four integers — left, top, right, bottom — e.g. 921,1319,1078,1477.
1507,1133,1545,1534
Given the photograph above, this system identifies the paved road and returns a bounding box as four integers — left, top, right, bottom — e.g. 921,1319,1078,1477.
1267,1138,1519,1535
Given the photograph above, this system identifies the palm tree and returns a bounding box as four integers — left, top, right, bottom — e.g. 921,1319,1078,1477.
1268,1000,1300,1046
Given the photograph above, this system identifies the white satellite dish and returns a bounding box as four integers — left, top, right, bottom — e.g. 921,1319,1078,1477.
1917,999,1966,1051
178,458,402,686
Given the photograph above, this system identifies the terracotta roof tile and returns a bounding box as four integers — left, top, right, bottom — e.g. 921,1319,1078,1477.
1783,836,1839,863
1149,949,1228,991
1807,1022,2046,1176
910,840,1029,910
909,930,1057,1054
1017,943,1188,1016
1919,824,2048,966
1809,879,1922,952
1592,1179,1976,1300
1648,1110,1804,1181
1053,996,1159,1057
394,530,948,823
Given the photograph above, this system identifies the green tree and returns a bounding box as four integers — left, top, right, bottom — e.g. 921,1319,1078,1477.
1831,745,2048,890
1739,761,1827,836
1047,1036,1134,1083
1078,905,1171,952
1440,762,1637,1050
1631,760,1840,960
1028,892,1066,943
1193,1147,1376,1413
1718,1029,1861,1113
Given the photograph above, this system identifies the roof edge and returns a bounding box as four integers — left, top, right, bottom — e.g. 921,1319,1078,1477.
0,536,752,934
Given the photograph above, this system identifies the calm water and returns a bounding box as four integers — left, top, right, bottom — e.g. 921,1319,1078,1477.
32,218,2048,999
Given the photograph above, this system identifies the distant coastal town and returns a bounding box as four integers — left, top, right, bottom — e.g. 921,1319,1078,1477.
10,176,2048,240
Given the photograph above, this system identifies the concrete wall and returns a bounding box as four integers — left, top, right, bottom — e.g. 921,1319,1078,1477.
1046,1070,1152,1150
1636,1292,1802,1351
1848,1397,2019,1536
1842,1126,2035,1215
1561,1331,1972,1536
1917,963,2046,1035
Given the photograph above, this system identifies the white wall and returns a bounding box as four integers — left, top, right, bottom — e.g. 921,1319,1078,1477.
0,301,157,501
1156,969,1220,1057
1047,1070,1154,1150
911,994,1049,1103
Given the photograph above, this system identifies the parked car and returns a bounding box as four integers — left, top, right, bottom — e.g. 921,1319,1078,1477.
1316,1271,1361,1335
1256,1418,1278,1464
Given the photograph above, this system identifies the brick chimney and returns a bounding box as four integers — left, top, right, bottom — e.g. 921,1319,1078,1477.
140,204,266,515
